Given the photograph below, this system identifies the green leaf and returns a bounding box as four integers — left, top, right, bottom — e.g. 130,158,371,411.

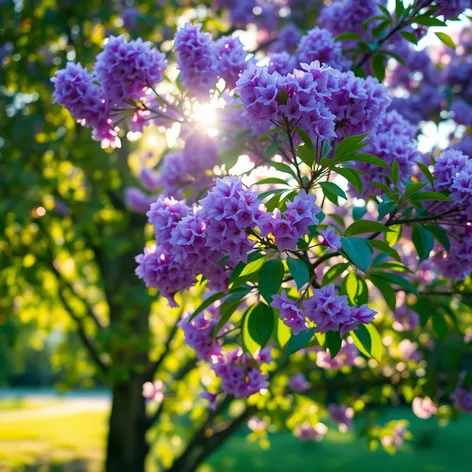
416,162,434,186
348,153,391,169
391,159,399,185
409,191,452,202
341,237,372,272
319,181,347,202
372,272,418,295
242,303,275,356
403,181,429,198
298,144,315,168
334,167,363,193
271,161,298,179
412,226,434,262
342,273,369,305
220,147,242,169
264,141,283,157
431,313,448,340
414,16,446,27
258,128,281,141
369,275,396,311
350,323,383,362
258,259,285,303
258,188,288,201
368,239,401,262
334,134,369,160
344,220,392,237
325,331,342,358
372,54,386,82
322,262,349,286
188,292,226,322
286,328,315,355
353,205,367,221
378,201,396,221
426,224,450,251
296,128,314,150
255,177,290,186
214,298,243,334
335,32,363,41
273,318,291,347
385,224,402,246
401,31,418,45
287,257,310,289
373,261,413,274
230,254,266,289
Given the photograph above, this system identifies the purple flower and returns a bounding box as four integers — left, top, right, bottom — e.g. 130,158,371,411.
434,149,471,191
271,291,307,335
175,24,218,99
319,226,342,250
135,246,195,307
328,404,354,432
436,0,471,19
201,391,218,410
315,340,359,369
125,187,156,213
213,347,270,398
452,99,472,126
215,36,248,90
393,304,420,332
296,27,351,71
288,373,311,392
95,35,167,106
178,311,224,361
267,52,295,76
51,62,118,147
146,197,190,250
138,167,160,192
294,422,328,442
451,382,472,413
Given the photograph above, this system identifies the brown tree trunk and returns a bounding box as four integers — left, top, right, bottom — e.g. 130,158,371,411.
105,378,149,472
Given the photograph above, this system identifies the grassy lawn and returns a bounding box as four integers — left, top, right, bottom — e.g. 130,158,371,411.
0,400,470,471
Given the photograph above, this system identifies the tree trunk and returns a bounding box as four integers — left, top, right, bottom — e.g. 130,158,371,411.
105,378,149,472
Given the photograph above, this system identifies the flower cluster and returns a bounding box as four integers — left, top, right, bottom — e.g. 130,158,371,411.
296,27,351,71
215,36,249,90
271,285,376,338
200,177,268,263
319,0,385,40
213,347,271,397
328,404,354,432
261,191,321,250
315,340,358,370
436,0,471,19
94,35,167,107
51,62,118,147
353,111,421,198
294,422,328,442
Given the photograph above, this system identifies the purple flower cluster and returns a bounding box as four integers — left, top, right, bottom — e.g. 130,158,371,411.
353,111,421,198
215,36,249,90
95,35,167,107
288,373,311,392
271,284,376,337
213,347,271,397
451,99,472,126
315,339,358,370
146,197,190,252
328,71,391,138
305,285,376,337
51,62,118,147
296,27,351,71
125,187,157,213
328,404,354,432
267,52,295,76
319,0,385,40
178,311,224,361
261,191,321,251
271,292,307,335
436,0,471,19
294,422,328,442
200,177,267,263
319,226,342,250
434,149,471,191
451,374,472,413
433,227,472,281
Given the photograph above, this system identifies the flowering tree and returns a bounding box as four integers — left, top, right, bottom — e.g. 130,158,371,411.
3,0,472,471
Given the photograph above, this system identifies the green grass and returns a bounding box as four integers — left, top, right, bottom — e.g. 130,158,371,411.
0,403,470,471
0,397,65,412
